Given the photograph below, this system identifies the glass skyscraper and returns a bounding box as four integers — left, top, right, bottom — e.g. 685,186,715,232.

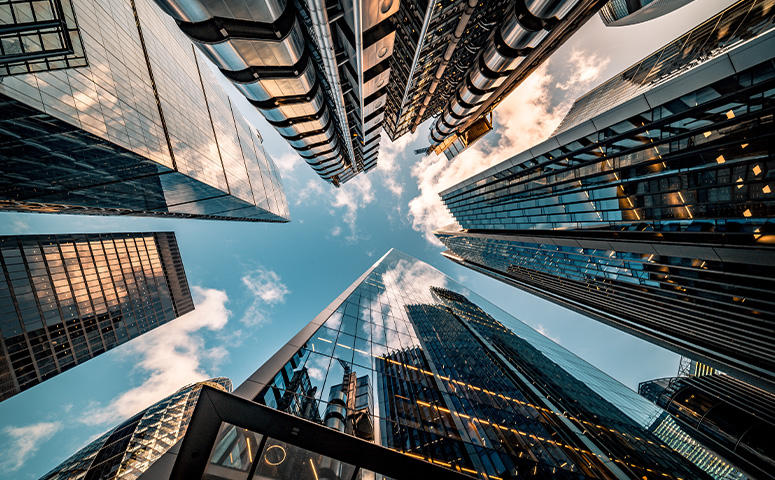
39,377,232,480
639,374,775,480
437,0,775,393
135,249,745,480
0,232,193,402
0,0,289,222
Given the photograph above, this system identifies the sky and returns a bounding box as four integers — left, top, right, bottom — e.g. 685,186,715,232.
0,1,738,478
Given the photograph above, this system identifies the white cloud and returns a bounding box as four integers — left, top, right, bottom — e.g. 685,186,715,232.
555,48,611,92
330,226,342,236
273,152,302,174
241,268,290,327
294,179,327,206
331,174,375,243
408,51,609,245
0,422,62,472
11,219,30,233
377,130,420,198
82,287,230,425
535,324,561,344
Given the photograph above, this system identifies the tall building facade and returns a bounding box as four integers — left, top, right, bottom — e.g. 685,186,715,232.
599,0,696,26
639,374,775,480
137,249,746,480
0,232,193,401
39,377,233,480
150,0,399,185
437,0,775,393
0,0,289,222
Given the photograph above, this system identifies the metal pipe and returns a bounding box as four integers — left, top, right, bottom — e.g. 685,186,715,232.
307,0,357,166
429,0,581,147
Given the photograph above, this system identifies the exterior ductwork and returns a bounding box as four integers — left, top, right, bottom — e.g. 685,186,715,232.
429,0,580,148
412,0,478,132
151,0,395,186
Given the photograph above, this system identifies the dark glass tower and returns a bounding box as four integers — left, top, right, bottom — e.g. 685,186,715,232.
138,249,747,480
0,232,194,401
639,374,775,480
39,377,232,480
0,0,289,222
437,0,775,393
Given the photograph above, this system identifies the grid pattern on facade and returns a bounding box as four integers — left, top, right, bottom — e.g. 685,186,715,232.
557,0,775,134
0,0,87,76
435,227,775,389
0,232,193,401
40,378,232,480
0,0,289,221
442,57,775,231
247,250,737,480
639,374,775,479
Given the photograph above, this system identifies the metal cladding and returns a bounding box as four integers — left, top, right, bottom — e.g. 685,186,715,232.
429,0,580,147
151,0,398,186
600,0,696,26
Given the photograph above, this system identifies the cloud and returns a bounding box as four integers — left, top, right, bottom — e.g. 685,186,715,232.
11,218,30,233
554,48,611,92
376,130,420,198
241,268,290,327
82,287,231,425
408,50,609,245
273,152,302,174
535,324,561,344
330,226,342,236
0,422,62,472
331,174,375,243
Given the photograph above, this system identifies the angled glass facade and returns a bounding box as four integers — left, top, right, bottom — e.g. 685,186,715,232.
0,232,193,401
599,0,696,27
0,0,87,76
437,0,775,394
153,249,749,480
0,0,289,222
639,374,775,480
40,377,232,480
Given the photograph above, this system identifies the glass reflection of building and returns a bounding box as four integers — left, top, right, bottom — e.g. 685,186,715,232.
39,377,232,480
0,232,193,402
639,374,775,480
142,249,754,480
437,0,775,394
0,0,289,222
598,0,696,27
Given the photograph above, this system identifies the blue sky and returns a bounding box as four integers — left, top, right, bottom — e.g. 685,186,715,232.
0,1,736,477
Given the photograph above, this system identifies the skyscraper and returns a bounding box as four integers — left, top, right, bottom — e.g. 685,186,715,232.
639,374,775,480
136,249,745,480
599,0,696,26
150,0,399,185
437,0,775,393
0,232,193,401
39,377,233,480
0,0,289,222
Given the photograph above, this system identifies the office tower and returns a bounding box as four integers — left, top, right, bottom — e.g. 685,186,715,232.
437,0,775,393
0,232,193,402
39,377,232,480
151,0,398,186
138,249,745,480
639,374,775,480
0,0,289,222
599,0,696,26
0,0,86,77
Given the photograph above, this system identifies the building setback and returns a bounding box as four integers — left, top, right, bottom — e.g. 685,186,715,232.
639,374,775,480
39,377,232,480
437,0,775,393
0,0,289,222
136,249,744,480
0,232,193,402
